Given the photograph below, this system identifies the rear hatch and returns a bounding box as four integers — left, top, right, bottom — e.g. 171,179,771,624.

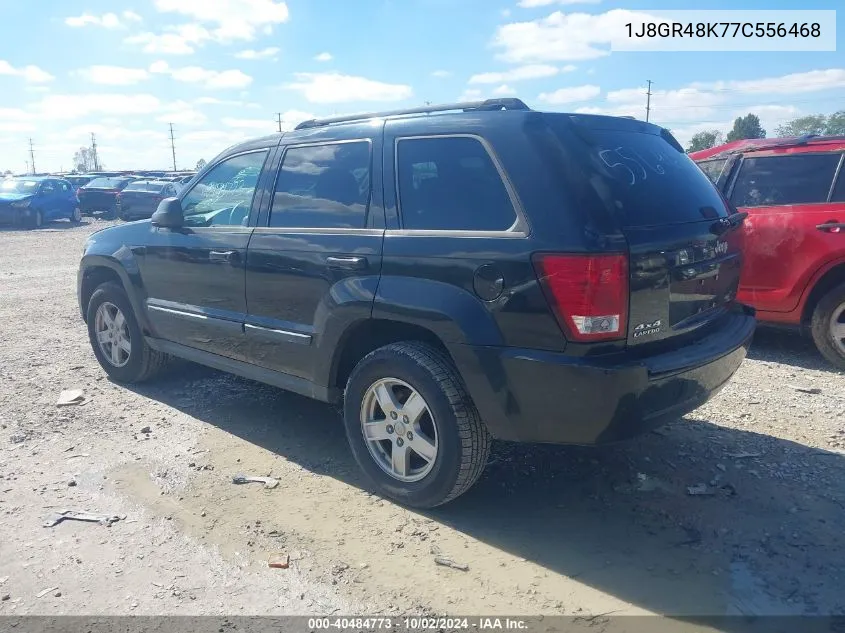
547,115,743,348
78,178,126,210
119,185,165,217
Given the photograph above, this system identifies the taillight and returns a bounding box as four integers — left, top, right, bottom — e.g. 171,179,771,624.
532,253,629,342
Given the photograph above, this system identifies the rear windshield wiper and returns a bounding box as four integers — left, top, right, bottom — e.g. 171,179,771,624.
710,211,748,236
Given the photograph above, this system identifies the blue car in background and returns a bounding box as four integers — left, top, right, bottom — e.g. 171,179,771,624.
0,176,81,229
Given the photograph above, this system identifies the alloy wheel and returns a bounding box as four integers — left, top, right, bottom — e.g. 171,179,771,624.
360,377,438,483
94,302,131,368
830,300,845,356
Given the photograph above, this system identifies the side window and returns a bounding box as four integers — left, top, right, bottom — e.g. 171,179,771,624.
830,158,845,202
269,141,371,229
396,136,517,231
697,159,726,184
61,182,70,192
181,150,268,227
41,181,55,193
730,154,841,208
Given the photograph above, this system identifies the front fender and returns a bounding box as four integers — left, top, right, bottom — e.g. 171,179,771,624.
372,276,504,346
78,249,149,331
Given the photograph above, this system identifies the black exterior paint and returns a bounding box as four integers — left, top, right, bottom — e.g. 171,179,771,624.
78,112,754,445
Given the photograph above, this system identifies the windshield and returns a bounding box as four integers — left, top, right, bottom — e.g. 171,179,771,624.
86,177,129,189
124,182,166,193
1,179,39,193
550,119,729,227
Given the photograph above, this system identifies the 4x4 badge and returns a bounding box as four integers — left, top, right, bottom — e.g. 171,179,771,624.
633,319,662,338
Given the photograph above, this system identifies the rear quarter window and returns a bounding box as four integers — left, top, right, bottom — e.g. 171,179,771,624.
697,158,727,184
396,136,517,232
730,153,842,207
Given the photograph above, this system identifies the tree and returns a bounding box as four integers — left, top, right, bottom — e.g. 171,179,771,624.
775,111,845,137
686,130,723,153
196,158,207,170
73,147,98,172
726,114,766,142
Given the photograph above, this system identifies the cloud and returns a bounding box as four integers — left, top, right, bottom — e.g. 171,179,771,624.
493,9,650,62
469,64,560,84
493,85,516,96
156,101,208,126
149,61,253,89
235,47,280,60
458,88,484,102
127,24,212,55
0,60,54,83
538,84,601,104
64,11,141,28
314,52,333,62
286,73,412,104
36,94,162,120
431,70,452,78
76,65,150,86
692,68,845,95
518,0,601,7
151,0,289,41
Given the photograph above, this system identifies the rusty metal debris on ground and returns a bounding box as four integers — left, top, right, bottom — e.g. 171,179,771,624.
56,389,85,407
232,474,279,489
43,509,125,528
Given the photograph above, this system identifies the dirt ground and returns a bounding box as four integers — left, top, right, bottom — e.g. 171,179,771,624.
0,219,843,617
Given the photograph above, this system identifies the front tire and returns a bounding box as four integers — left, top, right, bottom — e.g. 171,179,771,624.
86,282,168,383
810,283,845,370
71,207,82,223
27,209,43,229
343,342,491,508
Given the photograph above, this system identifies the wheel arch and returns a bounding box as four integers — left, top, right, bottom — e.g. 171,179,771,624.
79,257,148,331
802,261,845,325
328,319,454,392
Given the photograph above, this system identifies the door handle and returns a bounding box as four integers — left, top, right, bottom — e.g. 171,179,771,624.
209,250,239,263
816,221,845,233
326,256,368,270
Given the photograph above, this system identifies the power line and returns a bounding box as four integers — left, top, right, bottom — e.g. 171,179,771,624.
645,79,653,123
28,138,36,174
169,123,177,172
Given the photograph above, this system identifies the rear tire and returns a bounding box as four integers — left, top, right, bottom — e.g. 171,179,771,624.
86,282,168,383
343,342,491,508
810,282,845,371
71,207,82,223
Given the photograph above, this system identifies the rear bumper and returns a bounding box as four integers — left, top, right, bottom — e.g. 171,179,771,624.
450,305,756,445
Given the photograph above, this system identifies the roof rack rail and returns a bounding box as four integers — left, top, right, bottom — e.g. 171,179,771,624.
294,98,530,130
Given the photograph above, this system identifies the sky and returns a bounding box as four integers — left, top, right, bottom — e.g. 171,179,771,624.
0,0,842,173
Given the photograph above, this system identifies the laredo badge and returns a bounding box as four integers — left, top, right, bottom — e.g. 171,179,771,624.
633,319,662,338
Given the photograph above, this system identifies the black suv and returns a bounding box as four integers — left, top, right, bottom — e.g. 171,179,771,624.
78,99,755,507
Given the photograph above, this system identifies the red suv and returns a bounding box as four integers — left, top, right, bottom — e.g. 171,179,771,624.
691,136,845,369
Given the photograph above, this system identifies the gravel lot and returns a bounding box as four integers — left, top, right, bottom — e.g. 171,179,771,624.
0,219,843,616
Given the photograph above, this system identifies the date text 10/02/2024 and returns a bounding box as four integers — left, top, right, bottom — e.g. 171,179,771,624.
307,618,529,630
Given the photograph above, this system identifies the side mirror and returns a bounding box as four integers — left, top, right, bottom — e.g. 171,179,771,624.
151,197,184,228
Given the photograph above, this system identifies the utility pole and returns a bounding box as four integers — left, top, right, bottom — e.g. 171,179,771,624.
645,79,653,122
169,123,177,171
91,133,100,171
276,112,283,133
28,138,36,174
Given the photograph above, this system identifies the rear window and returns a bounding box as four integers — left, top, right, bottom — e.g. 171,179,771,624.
552,122,729,227
730,153,841,208
697,158,727,183
85,177,129,189
124,182,166,192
